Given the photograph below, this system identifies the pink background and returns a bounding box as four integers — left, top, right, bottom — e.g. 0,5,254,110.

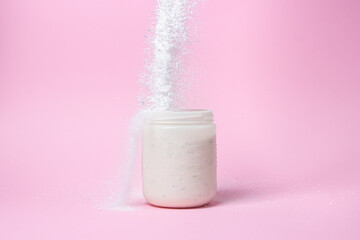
1,0,360,239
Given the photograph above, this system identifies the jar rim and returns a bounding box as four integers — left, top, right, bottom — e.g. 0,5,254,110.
144,109,214,125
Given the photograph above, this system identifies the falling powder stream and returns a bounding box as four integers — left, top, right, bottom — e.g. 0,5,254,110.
146,0,194,110
106,0,201,210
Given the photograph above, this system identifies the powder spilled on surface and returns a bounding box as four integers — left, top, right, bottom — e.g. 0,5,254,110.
105,0,201,211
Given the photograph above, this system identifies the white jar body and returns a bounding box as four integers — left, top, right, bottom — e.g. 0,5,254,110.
142,113,217,208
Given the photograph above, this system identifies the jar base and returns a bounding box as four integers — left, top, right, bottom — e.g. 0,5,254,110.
144,194,216,209
147,201,212,209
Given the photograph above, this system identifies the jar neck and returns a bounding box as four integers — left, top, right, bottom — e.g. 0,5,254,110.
145,110,214,125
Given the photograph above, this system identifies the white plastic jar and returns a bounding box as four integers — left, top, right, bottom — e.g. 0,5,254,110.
142,110,217,208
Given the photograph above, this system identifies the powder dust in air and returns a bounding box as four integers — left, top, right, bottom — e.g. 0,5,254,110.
105,0,202,210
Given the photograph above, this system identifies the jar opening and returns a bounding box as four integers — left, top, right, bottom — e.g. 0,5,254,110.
145,109,214,125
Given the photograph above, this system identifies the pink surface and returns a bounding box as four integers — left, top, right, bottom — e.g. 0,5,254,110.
1,0,360,239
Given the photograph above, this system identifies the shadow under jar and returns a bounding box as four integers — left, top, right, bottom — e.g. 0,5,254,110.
142,110,217,208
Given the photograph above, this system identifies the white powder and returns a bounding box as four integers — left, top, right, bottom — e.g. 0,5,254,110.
105,0,200,210
105,111,149,211
141,0,198,111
